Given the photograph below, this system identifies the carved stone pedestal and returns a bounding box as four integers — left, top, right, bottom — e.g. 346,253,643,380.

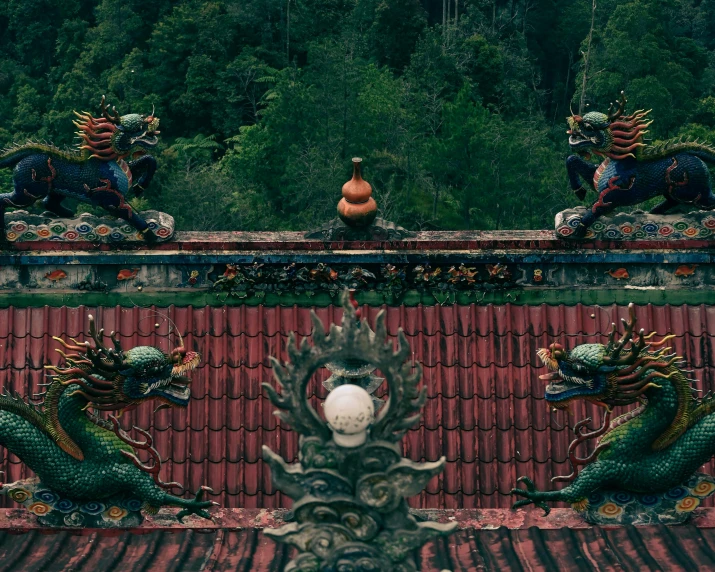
556,207,715,240
2,478,144,528
4,210,175,242
580,473,715,525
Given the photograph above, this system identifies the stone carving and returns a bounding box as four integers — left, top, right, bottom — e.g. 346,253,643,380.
511,304,715,524
0,315,214,527
0,96,163,243
556,207,715,240
262,290,456,571
564,91,715,238
4,209,174,243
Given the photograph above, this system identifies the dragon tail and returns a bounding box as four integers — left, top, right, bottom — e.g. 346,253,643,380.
0,146,36,169
0,143,82,168
639,138,715,163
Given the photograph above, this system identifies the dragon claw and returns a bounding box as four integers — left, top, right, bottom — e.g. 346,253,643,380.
176,486,215,523
516,476,535,490
511,477,552,516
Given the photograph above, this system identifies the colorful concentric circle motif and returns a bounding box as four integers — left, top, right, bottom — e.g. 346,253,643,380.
1,480,145,528
8,488,31,503
691,480,715,497
103,506,129,520
597,502,623,518
675,496,700,513
555,209,715,241
27,501,52,515
579,474,715,525
2,212,174,242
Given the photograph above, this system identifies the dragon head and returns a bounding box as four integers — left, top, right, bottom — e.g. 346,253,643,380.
49,315,200,412
73,96,160,160
537,304,678,410
566,92,651,160
120,344,200,407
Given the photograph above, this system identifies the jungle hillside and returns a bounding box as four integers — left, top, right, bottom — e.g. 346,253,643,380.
2,0,715,231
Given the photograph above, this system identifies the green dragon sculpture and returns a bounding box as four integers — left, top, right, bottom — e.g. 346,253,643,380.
0,315,214,525
511,304,715,521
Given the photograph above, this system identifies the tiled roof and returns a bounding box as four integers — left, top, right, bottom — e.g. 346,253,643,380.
0,304,713,509
2,521,715,571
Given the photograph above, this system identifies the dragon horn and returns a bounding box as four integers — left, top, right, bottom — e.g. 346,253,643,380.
607,91,627,122
100,95,121,124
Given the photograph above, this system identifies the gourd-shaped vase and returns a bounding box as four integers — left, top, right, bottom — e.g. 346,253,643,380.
337,158,377,228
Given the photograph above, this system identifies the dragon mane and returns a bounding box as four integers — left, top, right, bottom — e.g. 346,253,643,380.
72,100,121,161
605,108,653,160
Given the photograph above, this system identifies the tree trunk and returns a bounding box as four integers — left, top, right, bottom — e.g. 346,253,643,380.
432,185,440,221
442,0,447,45
578,0,597,115
286,0,291,63
560,50,573,125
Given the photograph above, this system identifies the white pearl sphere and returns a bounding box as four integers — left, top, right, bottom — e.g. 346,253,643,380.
324,384,375,447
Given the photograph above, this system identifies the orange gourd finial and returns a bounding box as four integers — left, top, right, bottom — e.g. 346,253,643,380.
337,157,377,228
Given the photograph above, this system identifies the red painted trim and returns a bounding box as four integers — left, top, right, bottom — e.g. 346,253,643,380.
7,231,715,253
0,508,712,533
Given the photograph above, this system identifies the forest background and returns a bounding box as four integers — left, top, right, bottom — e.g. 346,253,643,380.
1,0,715,231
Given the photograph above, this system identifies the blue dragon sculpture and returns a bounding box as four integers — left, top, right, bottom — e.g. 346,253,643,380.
0,96,160,243
566,92,715,238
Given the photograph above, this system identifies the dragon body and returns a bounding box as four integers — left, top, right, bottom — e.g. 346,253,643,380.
0,97,160,242
0,315,213,521
512,304,715,514
565,93,715,237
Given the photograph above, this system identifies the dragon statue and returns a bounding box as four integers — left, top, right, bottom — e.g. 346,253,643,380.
0,96,160,243
511,304,715,523
0,314,214,526
565,92,715,238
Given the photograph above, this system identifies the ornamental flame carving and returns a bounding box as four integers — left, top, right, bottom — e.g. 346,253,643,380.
262,290,456,571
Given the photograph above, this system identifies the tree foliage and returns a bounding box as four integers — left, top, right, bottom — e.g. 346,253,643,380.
2,0,715,230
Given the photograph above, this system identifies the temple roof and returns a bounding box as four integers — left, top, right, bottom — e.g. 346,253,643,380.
1,508,715,571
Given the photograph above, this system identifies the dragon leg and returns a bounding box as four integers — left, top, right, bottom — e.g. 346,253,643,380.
127,155,157,197
168,487,217,523
511,463,607,515
42,194,75,218
650,197,679,215
572,174,636,238
127,467,215,522
566,155,597,200
89,182,157,242
696,188,715,209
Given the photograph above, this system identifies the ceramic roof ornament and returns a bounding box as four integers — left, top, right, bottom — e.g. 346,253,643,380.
512,304,715,524
0,314,214,527
337,158,377,228
561,91,715,239
262,289,456,571
305,158,414,241
0,96,169,245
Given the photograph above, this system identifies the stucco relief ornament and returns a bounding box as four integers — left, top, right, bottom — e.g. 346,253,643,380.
262,290,456,571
